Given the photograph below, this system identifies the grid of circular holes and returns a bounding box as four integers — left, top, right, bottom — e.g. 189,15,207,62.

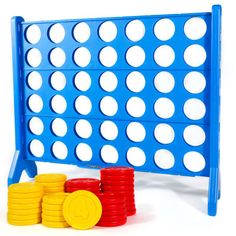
28,117,44,135
154,149,175,169
184,44,206,67
49,23,65,44
76,143,93,161
183,151,206,172
127,147,146,167
49,48,66,67
75,119,92,139
28,94,43,113
50,71,66,91
29,139,44,158
100,145,119,164
99,46,117,67
73,22,91,43
154,19,175,41
100,121,118,141
154,98,175,119
51,118,67,137
25,24,41,44
126,97,146,118
154,71,175,93
126,122,146,142
126,46,145,67
184,72,206,94
154,45,175,67
74,47,91,67
99,72,118,92
184,98,206,120
183,125,205,147
100,96,118,117
51,95,67,114
126,20,145,42
74,71,91,92
75,96,92,115
26,48,42,67
99,21,117,42
52,141,68,160
27,71,42,90
154,124,175,144
126,72,145,93
184,17,207,40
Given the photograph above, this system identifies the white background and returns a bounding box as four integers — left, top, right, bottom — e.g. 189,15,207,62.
0,0,235,235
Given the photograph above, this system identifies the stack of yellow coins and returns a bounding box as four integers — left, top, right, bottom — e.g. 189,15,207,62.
8,182,44,226
35,174,66,194
42,193,70,228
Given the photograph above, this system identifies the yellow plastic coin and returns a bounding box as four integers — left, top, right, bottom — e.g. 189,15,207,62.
8,213,41,221
42,203,62,211
8,202,41,210
63,190,102,230
42,220,69,228
8,197,42,204
8,208,41,215
43,187,64,193
35,174,67,183
42,214,65,222
8,218,41,226
43,193,69,205
8,191,43,199
9,182,43,194
37,181,65,188
42,209,64,217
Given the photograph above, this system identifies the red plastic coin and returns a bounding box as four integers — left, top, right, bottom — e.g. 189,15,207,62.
100,214,126,222
102,185,134,191
101,204,126,211
65,178,100,187
127,209,136,216
102,209,127,216
96,218,127,227
100,167,134,175
101,180,135,186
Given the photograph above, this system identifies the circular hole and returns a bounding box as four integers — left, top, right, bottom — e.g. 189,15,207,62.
26,48,42,67
28,94,43,113
76,143,93,161
183,125,205,146
126,72,145,93
28,117,44,135
184,98,206,120
154,124,175,144
75,119,92,139
51,95,67,114
74,71,91,91
99,21,117,42
154,98,175,119
49,23,65,44
50,48,66,67
126,122,146,142
154,19,175,41
74,47,91,67
101,145,119,164
50,71,66,91
154,71,175,93
100,121,118,141
184,44,206,67
29,139,44,157
126,20,145,42
154,149,175,169
183,151,206,172
127,147,146,167
126,46,145,67
100,96,118,116
52,141,68,160
51,118,67,137
99,46,117,67
99,71,118,92
184,17,207,40
184,72,206,94
126,97,146,118
75,96,92,115
154,45,175,67
25,24,41,44
73,22,91,43
27,71,42,90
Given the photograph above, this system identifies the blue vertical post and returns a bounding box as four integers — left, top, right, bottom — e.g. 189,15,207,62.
208,5,222,216
8,17,37,185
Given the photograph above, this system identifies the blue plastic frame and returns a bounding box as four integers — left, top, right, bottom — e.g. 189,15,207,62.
8,5,221,216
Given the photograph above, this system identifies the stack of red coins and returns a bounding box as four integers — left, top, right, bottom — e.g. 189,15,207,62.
100,167,136,216
96,192,127,227
64,178,101,195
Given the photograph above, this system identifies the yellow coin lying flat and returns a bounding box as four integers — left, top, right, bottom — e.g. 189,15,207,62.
8,197,42,204
8,191,43,199
43,193,69,205
42,214,65,222
42,220,69,228
42,209,64,217
63,190,102,230
8,213,41,221
42,203,62,211
8,202,41,210
8,208,41,215
35,174,67,183
8,218,41,226
9,182,43,194
37,181,65,188
43,187,64,193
